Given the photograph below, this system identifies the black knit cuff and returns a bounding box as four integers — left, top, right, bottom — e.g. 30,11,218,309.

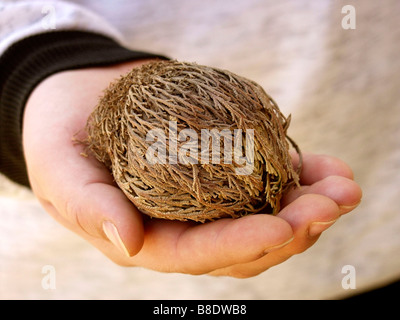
0,31,169,187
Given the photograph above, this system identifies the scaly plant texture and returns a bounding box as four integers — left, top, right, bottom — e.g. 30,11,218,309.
85,60,302,222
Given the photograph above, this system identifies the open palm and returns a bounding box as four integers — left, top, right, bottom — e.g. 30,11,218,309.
23,60,362,278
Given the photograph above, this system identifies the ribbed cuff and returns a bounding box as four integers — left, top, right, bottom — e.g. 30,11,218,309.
0,31,169,187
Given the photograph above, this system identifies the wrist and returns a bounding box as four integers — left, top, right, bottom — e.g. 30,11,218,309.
0,30,168,187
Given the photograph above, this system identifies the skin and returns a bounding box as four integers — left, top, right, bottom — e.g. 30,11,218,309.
22,60,362,278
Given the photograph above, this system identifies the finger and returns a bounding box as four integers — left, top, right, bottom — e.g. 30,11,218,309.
130,214,294,275
281,175,362,214
210,193,340,278
278,193,340,250
290,152,355,185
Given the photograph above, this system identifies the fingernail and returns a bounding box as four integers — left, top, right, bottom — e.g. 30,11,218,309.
263,236,295,255
308,218,338,237
339,202,361,214
102,220,131,257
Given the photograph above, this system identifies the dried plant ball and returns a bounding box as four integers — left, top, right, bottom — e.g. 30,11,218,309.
85,60,302,222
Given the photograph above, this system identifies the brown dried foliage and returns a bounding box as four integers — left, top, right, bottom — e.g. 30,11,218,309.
85,60,302,222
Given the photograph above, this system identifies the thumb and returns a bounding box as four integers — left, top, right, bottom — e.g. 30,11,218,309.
60,182,144,257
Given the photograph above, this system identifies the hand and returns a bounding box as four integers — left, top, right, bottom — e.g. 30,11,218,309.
23,61,362,278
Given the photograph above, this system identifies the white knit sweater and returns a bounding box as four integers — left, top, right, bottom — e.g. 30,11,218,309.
0,0,123,55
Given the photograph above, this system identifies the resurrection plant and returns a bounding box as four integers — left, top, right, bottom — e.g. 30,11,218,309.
85,60,302,222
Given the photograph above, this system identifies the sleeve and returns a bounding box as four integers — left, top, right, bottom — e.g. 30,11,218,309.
0,1,169,188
